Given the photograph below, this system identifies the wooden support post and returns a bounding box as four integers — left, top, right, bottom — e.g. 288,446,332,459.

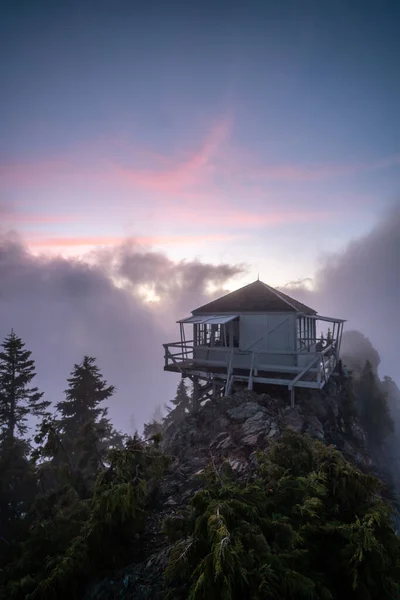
290,387,295,409
193,378,199,407
163,344,168,368
248,351,255,390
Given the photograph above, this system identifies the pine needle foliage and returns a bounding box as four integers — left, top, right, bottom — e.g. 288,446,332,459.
354,360,394,448
0,331,49,440
3,435,171,600
52,356,124,490
164,430,400,600
165,378,192,424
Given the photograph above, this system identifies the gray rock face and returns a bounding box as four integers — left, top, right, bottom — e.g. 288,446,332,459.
85,385,375,600
349,420,368,446
304,415,325,441
227,402,267,421
227,458,247,473
241,411,272,445
283,407,304,433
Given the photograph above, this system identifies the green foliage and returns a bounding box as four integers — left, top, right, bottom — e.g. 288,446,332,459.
165,430,400,600
355,361,394,447
3,435,171,600
165,378,192,424
0,332,46,579
54,356,124,489
0,330,49,440
143,405,164,440
0,335,399,600
0,438,38,576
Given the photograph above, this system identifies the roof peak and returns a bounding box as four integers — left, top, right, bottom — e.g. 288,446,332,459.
192,279,317,315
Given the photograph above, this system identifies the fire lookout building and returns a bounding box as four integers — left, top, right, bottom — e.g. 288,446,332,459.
163,280,345,406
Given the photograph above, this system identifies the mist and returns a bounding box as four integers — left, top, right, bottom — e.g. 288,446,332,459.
1,203,398,434
0,233,243,432
281,203,400,383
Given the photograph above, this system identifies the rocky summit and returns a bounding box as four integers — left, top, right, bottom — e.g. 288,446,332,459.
84,381,376,600
161,386,371,493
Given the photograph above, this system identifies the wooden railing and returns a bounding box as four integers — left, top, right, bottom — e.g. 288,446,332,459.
163,340,338,385
163,341,194,371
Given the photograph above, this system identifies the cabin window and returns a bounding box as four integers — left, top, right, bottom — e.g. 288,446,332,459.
297,317,316,351
195,319,239,347
196,323,224,346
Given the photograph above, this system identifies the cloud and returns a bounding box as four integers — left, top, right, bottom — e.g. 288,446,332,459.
109,115,232,197
111,244,245,316
26,232,238,249
0,233,244,432
2,116,399,236
254,154,400,182
280,202,400,381
22,208,334,255
2,212,75,226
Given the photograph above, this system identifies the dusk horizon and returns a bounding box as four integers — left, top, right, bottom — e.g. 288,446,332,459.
1,0,399,430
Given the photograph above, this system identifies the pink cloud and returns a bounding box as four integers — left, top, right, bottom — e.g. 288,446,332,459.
111,115,232,196
25,232,239,249
1,126,399,197
2,115,399,239
1,212,75,225
168,206,336,226
253,154,400,182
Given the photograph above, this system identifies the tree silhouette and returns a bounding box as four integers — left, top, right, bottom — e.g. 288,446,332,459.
0,331,48,441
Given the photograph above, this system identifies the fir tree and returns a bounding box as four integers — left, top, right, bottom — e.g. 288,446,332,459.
355,360,394,447
143,405,164,440
0,438,38,577
3,435,171,600
165,378,191,423
165,430,400,600
54,356,118,485
0,331,49,441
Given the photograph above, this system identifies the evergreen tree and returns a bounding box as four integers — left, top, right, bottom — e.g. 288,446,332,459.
0,438,38,577
0,331,49,441
355,360,394,447
165,378,191,423
54,356,118,486
143,405,164,440
0,332,46,569
165,430,400,600
2,435,171,600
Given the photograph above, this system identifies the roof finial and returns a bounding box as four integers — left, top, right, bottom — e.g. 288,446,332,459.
257,272,259,281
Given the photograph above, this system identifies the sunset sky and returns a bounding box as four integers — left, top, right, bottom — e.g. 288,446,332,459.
1,1,399,429
2,0,399,287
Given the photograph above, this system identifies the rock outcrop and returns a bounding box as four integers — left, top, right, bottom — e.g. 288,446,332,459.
85,382,373,600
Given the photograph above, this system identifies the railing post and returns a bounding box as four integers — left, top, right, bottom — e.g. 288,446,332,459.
248,351,255,390
163,344,168,368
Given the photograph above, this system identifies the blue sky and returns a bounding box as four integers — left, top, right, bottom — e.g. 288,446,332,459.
1,0,399,287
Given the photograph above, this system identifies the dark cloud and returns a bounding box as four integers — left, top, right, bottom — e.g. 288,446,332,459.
281,203,400,382
112,244,244,317
1,202,397,436
0,233,244,432
340,330,381,377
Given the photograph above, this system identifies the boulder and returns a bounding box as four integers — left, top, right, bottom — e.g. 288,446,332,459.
227,458,247,473
304,415,325,441
283,407,304,433
240,411,272,446
228,402,267,421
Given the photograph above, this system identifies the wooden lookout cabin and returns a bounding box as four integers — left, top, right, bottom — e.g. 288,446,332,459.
163,280,345,406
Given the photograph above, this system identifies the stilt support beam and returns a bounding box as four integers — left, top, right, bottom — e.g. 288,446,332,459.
289,387,295,409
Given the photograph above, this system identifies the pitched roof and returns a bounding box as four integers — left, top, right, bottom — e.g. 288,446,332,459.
192,280,317,315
